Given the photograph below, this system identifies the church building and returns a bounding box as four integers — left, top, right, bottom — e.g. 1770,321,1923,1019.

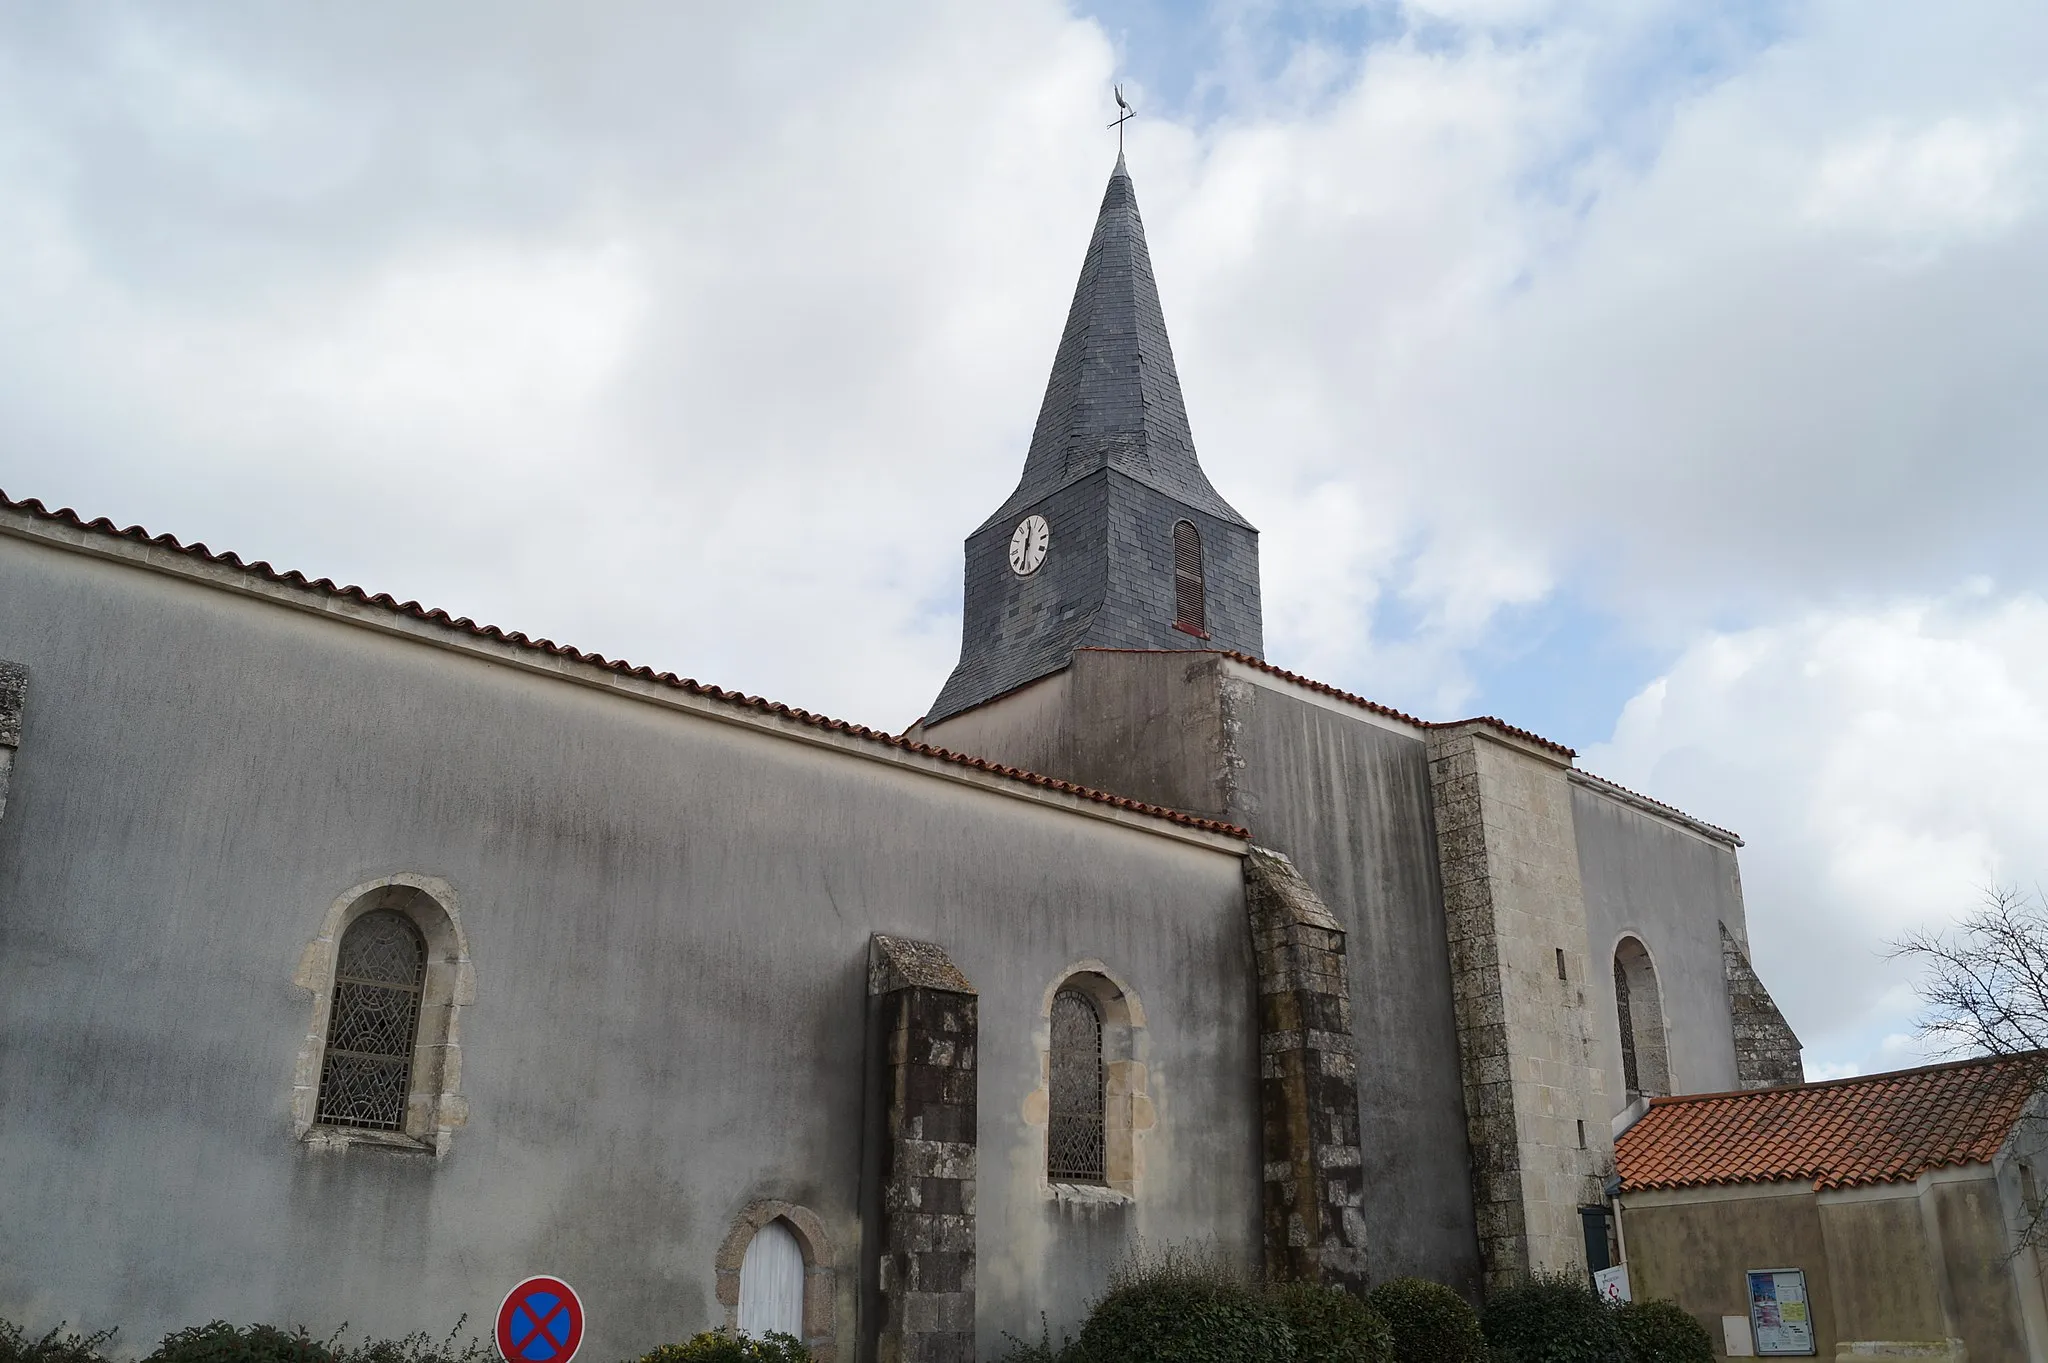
0,154,1801,1363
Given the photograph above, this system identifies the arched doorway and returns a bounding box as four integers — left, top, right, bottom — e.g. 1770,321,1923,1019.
737,1218,805,1339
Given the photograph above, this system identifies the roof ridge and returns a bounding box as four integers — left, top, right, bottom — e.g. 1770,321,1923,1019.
1646,1048,2048,1106
1568,768,1742,846
1617,1051,2048,1194
1209,651,1578,758
0,488,1249,841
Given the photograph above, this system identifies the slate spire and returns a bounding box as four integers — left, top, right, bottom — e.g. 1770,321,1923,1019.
986,155,1251,530
927,154,1264,727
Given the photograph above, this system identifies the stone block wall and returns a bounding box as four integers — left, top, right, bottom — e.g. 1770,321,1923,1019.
1246,848,1369,1291
1427,724,1610,1292
1722,924,1804,1089
0,660,24,822
869,936,978,1363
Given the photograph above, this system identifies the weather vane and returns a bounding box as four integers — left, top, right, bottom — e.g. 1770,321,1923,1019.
1109,85,1135,153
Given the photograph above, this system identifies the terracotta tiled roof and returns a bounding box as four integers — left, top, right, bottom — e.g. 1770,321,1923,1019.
1616,1052,2048,1193
0,490,1248,841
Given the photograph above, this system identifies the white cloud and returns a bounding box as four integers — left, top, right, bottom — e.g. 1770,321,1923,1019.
1587,588,2048,1075
2,0,2047,1078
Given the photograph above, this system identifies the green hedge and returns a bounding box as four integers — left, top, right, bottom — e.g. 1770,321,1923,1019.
1075,1244,1293,1363
1612,1300,1712,1363
1480,1274,1624,1363
0,1321,119,1363
633,1332,810,1363
1365,1278,1486,1363
1269,1283,1393,1363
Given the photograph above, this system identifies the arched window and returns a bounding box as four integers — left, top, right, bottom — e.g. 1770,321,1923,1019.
1049,988,1107,1183
1614,936,1671,1102
317,909,426,1130
738,1218,806,1339
1172,520,1206,637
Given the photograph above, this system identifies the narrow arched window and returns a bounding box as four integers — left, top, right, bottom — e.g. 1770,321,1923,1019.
1049,988,1106,1183
1173,520,1206,637
1614,936,1670,1103
317,909,426,1130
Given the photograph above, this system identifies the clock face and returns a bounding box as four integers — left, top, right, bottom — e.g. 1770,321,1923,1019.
1009,514,1050,576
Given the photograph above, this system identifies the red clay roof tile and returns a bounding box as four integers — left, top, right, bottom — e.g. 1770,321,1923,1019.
1616,1052,2048,1192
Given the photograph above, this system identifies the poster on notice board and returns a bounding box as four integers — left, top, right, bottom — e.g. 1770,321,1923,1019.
1746,1268,1815,1356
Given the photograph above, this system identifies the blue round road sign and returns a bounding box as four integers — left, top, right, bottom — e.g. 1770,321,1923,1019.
496,1276,585,1363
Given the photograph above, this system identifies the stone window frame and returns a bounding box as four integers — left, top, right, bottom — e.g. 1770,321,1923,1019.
1026,960,1154,1201
1612,933,1672,1103
715,1200,837,1363
292,874,474,1155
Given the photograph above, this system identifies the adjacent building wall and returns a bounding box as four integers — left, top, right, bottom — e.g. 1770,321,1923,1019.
0,527,1258,1361
1618,1167,2040,1361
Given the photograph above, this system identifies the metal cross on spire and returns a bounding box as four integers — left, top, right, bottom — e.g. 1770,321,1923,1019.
1109,86,1135,152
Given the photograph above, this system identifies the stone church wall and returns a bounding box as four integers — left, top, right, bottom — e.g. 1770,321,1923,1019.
1569,780,1749,1114
0,526,1258,1362
921,650,1485,1295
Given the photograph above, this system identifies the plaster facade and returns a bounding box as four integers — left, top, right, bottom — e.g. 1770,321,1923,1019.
1619,1167,2045,1361
0,519,1257,1361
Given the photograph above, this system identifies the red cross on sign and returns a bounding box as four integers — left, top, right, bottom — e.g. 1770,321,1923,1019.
496,1276,585,1363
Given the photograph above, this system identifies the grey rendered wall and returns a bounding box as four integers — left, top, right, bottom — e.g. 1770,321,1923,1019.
0,532,1258,1361
1570,783,1745,1115
922,652,1482,1294
1231,678,1481,1294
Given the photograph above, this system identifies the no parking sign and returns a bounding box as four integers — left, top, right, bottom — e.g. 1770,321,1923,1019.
496,1276,585,1363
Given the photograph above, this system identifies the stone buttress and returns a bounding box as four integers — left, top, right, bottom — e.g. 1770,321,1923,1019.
0,660,24,823
1247,848,1370,1290
866,936,978,1363
1426,723,1610,1292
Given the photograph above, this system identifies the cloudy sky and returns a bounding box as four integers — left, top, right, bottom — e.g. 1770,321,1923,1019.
3,1,2044,1081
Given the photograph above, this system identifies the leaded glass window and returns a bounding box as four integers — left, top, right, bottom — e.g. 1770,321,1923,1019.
1049,988,1106,1183
317,910,426,1131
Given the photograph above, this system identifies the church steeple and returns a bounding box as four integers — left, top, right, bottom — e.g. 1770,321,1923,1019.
992,153,1252,533
927,155,1263,726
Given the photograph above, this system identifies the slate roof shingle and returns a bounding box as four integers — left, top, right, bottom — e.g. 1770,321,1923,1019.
1615,1051,2048,1193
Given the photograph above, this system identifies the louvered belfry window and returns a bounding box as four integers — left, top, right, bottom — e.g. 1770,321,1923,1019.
1048,989,1107,1183
317,910,427,1130
1173,520,1206,636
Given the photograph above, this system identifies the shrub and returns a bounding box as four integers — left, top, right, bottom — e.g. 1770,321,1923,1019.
1364,1278,1485,1363
990,1316,1077,1363
1480,1274,1624,1363
146,1323,337,1363
0,1320,119,1363
1612,1300,1711,1363
633,1332,810,1363
331,1319,492,1363
1077,1242,1293,1363
1269,1283,1393,1363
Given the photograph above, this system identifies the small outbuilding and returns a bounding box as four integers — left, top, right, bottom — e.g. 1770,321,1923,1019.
1613,1052,2048,1360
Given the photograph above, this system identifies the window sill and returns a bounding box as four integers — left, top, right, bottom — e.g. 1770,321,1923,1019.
302,1124,435,1154
1048,1180,1133,1205
1172,623,1211,640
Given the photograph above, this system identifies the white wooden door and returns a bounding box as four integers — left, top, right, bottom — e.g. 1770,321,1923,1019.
737,1219,805,1340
